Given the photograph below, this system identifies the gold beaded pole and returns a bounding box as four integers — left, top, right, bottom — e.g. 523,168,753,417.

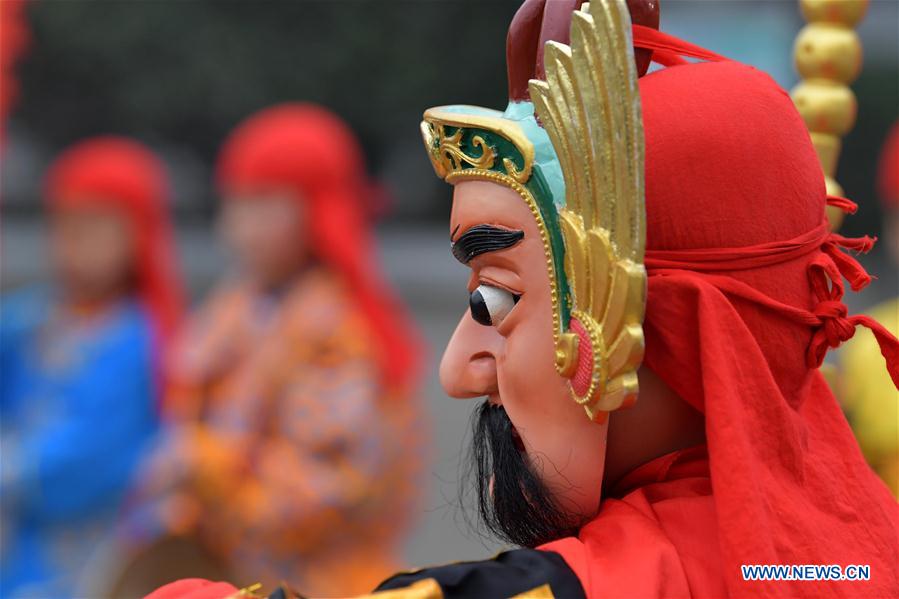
791,0,868,231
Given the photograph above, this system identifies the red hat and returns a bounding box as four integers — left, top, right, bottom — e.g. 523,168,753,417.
216,103,423,393
635,36,899,596
878,122,899,207
44,136,184,348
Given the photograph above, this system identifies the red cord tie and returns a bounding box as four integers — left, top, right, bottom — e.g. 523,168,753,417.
632,24,730,66
811,300,855,349
645,211,899,388
825,195,860,214
803,231,899,387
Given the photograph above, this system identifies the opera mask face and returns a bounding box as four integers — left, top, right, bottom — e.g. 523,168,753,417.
441,180,609,547
422,0,648,547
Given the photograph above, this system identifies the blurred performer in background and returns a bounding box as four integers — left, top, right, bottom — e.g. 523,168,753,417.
127,104,424,596
840,122,899,497
0,137,182,597
148,0,898,597
0,0,29,147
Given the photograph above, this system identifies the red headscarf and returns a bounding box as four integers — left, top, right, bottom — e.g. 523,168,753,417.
634,27,899,597
215,103,423,394
44,136,184,348
878,123,899,207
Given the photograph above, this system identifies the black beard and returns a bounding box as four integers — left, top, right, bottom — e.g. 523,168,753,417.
466,401,581,548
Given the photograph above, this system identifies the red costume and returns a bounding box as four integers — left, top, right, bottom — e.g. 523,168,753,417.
544,43,899,597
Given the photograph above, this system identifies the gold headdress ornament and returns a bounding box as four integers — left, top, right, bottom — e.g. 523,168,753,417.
530,0,646,420
420,0,646,422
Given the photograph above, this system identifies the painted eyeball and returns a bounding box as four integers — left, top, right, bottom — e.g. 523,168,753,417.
469,284,520,327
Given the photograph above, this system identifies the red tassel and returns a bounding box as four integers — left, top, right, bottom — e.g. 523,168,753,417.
829,233,876,253
850,315,899,389
822,243,872,292
825,195,858,214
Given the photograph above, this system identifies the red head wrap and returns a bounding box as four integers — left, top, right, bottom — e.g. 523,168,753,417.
215,103,423,394
43,136,184,348
633,28,899,596
878,122,899,207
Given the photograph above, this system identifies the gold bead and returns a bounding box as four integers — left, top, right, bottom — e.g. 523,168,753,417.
793,0,867,234
800,0,868,27
791,81,857,136
808,131,842,175
794,24,862,83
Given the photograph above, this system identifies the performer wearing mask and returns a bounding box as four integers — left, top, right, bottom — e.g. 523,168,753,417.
130,104,425,597
150,1,898,597
1,137,182,597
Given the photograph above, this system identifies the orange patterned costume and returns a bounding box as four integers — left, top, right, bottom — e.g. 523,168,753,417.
131,105,425,596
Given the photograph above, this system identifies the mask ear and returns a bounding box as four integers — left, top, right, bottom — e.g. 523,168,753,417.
569,317,594,399
563,314,638,424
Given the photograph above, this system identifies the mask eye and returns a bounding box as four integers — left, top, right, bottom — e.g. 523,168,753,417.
469,284,520,327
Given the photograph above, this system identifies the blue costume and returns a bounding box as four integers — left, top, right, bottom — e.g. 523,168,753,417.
0,289,159,597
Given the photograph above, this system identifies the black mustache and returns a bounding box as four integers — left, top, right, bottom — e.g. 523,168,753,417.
467,401,580,548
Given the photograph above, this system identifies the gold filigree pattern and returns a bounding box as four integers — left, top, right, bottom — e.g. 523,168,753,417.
422,121,496,178
421,108,535,184
529,0,647,420
226,583,263,599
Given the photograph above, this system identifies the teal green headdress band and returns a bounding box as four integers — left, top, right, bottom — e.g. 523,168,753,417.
420,102,571,328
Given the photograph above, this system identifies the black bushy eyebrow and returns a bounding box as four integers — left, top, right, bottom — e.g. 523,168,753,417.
451,224,525,264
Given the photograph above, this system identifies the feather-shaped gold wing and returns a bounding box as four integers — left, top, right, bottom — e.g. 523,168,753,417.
529,0,646,421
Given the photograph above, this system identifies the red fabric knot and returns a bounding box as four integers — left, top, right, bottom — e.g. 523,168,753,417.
806,249,856,365
807,309,899,388
803,243,899,387
811,299,855,352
